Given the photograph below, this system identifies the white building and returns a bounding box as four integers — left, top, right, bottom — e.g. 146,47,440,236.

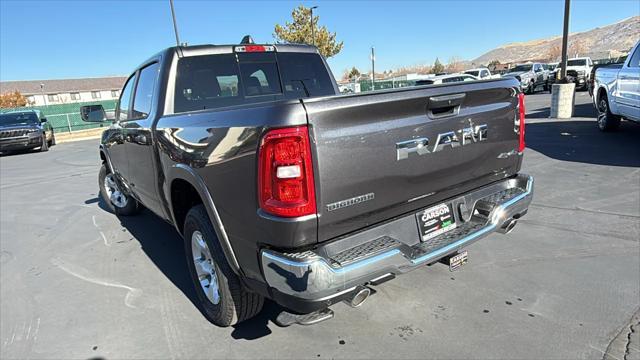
0,76,126,106
385,73,435,82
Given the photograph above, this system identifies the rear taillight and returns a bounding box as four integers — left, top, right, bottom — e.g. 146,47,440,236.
517,93,526,153
258,126,316,217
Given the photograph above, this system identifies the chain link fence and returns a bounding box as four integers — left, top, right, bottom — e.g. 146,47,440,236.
0,100,116,134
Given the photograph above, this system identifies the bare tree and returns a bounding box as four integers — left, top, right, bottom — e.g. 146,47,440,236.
446,56,463,73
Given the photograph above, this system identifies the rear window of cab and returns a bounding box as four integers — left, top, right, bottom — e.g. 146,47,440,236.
174,52,335,114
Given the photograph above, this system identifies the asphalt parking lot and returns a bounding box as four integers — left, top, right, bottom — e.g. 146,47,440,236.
1,91,639,359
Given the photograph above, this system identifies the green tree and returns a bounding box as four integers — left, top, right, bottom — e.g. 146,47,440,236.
431,58,445,74
488,59,501,67
274,5,344,58
348,67,361,79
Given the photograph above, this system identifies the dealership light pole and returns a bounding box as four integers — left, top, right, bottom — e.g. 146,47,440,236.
310,6,318,46
371,47,375,91
559,0,570,80
40,83,47,107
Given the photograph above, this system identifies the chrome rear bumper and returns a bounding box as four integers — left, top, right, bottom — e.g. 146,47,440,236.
261,174,534,302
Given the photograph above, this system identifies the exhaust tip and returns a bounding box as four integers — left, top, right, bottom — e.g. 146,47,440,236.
499,218,518,234
344,286,371,308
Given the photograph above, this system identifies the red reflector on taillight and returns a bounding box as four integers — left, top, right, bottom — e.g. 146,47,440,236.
518,93,526,153
258,126,316,217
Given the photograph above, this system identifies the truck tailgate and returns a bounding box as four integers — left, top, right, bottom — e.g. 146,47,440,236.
303,78,523,242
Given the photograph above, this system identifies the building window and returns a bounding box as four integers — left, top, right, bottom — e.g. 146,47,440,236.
111,90,119,98
47,94,59,102
70,92,81,100
91,91,101,99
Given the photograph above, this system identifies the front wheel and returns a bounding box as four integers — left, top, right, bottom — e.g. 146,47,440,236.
597,96,621,132
40,135,49,152
527,82,535,94
184,205,263,327
98,163,141,215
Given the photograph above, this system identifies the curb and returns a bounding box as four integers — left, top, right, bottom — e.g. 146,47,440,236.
55,128,104,144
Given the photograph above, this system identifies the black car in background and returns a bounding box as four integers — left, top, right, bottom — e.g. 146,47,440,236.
0,110,55,153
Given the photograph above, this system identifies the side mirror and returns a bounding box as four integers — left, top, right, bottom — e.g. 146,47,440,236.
80,104,113,122
41,117,47,123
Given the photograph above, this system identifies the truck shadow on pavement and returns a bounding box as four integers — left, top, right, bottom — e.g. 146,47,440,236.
93,198,285,339
526,119,640,167
526,101,597,119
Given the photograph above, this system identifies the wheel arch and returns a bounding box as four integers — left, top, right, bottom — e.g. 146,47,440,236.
165,164,241,275
596,85,620,115
99,145,115,173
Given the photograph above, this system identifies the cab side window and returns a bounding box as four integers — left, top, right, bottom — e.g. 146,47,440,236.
132,62,160,119
628,47,640,68
117,74,137,121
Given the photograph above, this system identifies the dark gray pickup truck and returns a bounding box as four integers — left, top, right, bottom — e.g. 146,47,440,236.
81,39,533,327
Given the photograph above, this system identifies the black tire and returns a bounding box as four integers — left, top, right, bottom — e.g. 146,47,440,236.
544,81,550,92
527,81,535,94
183,204,263,327
40,134,49,152
98,163,140,215
49,132,56,146
597,94,621,132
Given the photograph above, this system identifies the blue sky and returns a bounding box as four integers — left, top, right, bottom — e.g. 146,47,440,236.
1,0,638,81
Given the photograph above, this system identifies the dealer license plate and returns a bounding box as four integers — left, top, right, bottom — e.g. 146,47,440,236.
416,203,457,241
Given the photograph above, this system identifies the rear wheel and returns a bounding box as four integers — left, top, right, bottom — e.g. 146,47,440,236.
98,163,140,215
597,95,621,132
183,204,263,327
48,132,56,146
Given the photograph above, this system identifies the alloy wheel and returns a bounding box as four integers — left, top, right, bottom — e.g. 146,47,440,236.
191,230,221,305
103,174,128,208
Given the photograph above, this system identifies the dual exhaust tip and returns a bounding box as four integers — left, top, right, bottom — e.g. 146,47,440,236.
344,286,371,308
498,218,518,234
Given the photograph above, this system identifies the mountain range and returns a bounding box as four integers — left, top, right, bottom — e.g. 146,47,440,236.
471,16,639,65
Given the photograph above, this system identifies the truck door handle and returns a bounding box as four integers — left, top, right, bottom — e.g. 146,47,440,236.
427,93,466,119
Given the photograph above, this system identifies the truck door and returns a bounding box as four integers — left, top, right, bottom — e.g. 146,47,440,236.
533,64,544,85
617,45,640,121
123,62,166,217
106,73,136,183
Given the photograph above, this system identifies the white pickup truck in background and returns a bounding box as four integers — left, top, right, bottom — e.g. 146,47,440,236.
592,40,640,131
464,68,500,80
566,57,594,90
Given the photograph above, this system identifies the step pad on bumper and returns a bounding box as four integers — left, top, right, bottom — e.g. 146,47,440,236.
329,236,401,268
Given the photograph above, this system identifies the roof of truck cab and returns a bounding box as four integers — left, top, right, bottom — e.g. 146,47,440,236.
176,43,320,57
133,43,322,73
